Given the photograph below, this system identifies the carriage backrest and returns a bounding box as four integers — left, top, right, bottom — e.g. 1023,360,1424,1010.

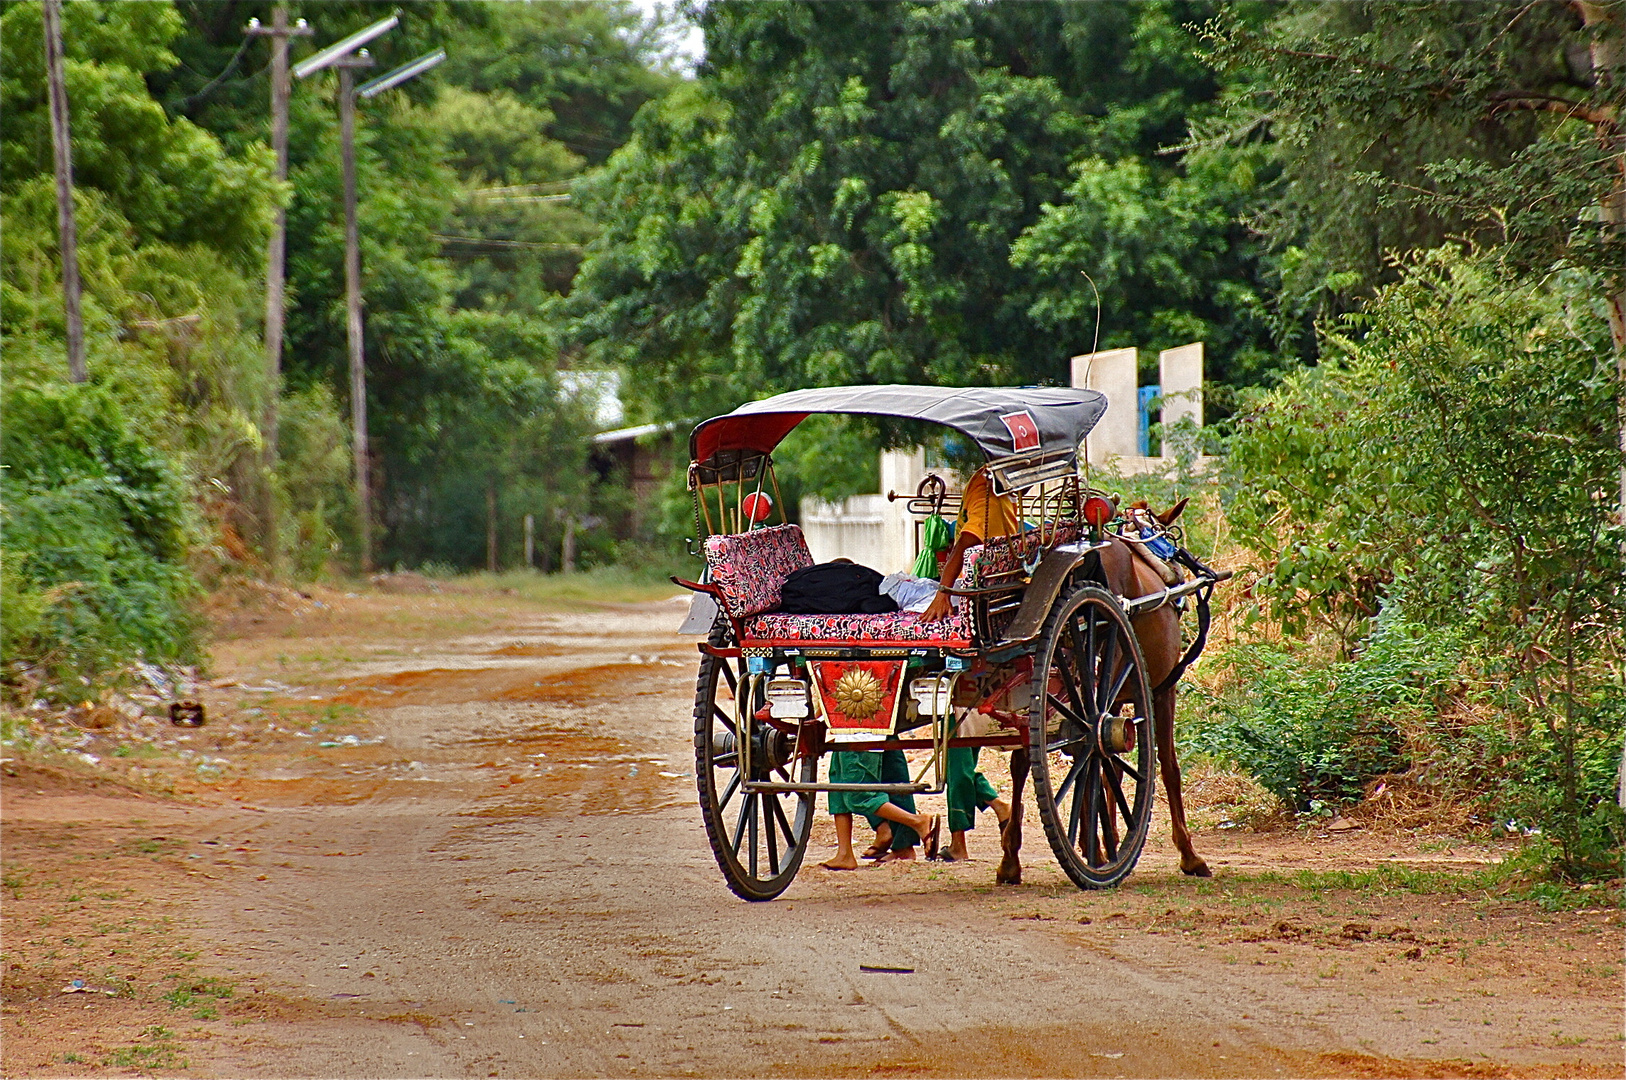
703,523,815,618
957,522,1084,591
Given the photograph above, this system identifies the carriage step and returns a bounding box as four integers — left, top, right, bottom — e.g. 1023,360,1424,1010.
742,781,934,795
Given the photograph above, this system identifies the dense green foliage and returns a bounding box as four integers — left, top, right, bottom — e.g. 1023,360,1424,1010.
2,383,201,699
1198,0,1623,339
568,0,1279,443
1220,250,1624,877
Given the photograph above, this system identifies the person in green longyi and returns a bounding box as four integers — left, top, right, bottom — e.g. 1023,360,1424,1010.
820,749,938,870
921,465,1017,861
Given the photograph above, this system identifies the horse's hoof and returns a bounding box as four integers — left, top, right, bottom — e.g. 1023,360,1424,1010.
996,863,1022,886
1182,859,1212,878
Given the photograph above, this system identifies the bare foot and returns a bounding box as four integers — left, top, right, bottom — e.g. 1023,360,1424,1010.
819,854,859,870
946,831,970,861
877,847,917,863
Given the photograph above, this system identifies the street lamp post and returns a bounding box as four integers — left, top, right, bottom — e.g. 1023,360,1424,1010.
293,17,442,574
332,52,375,572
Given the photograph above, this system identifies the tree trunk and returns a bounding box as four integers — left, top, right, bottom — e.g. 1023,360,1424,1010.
486,481,499,573
42,0,85,384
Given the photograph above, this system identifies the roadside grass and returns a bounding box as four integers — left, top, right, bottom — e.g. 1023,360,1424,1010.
1132,855,1624,910
443,565,685,607
103,1025,187,1072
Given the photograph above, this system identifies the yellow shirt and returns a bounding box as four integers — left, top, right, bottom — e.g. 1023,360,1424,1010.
957,469,1019,542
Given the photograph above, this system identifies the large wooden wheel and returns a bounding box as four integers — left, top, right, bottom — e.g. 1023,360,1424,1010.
692,649,815,901
1028,585,1156,889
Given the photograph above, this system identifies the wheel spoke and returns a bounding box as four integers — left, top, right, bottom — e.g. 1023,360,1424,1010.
720,661,739,696
717,769,741,810
712,704,736,734
748,794,760,877
1091,769,1109,864
765,793,780,875
1104,651,1135,712
1046,692,1088,731
1081,760,1100,866
1055,754,1087,804
1067,761,1086,847
729,790,752,855
770,790,797,846
1104,760,1136,833
713,752,738,769
1094,629,1118,714
1110,755,1144,784
1056,659,1090,723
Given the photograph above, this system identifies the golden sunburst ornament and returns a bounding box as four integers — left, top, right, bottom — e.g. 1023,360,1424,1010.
832,668,884,719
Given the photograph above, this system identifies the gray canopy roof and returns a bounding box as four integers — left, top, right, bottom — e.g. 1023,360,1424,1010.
689,385,1107,468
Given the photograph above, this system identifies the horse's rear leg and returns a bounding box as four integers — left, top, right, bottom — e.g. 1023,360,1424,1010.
1156,685,1210,877
997,746,1027,885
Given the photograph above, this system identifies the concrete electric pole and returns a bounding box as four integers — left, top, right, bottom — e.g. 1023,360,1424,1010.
245,6,312,571
293,16,445,574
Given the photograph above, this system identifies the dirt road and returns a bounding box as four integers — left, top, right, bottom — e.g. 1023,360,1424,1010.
3,586,1621,1077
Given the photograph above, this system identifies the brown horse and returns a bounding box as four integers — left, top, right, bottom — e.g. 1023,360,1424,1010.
997,498,1210,884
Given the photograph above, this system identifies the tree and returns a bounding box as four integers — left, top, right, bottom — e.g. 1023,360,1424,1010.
567,0,1280,457
1197,1,1623,383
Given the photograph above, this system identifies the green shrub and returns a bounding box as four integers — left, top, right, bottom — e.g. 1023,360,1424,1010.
1,381,200,700
1189,607,1459,811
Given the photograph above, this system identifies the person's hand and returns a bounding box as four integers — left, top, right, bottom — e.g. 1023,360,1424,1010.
921,588,953,622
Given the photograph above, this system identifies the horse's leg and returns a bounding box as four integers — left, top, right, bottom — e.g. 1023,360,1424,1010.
997,746,1027,885
1156,684,1209,877
1096,757,1119,866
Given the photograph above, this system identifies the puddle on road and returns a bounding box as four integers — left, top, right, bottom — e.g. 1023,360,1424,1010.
324,661,687,709
493,663,684,704
485,643,568,658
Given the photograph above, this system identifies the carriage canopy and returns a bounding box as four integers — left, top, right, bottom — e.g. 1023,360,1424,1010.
688,385,1108,472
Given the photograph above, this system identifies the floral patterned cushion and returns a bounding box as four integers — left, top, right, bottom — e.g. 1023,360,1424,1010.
703,524,814,618
958,523,1083,589
741,609,972,647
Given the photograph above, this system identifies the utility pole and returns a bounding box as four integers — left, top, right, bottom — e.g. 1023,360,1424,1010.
334,53,376,572
294,15,438,575
41,0,85,383
246,6,312,572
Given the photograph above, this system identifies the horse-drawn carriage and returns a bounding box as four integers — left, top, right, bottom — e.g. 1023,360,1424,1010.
673,386,1229,900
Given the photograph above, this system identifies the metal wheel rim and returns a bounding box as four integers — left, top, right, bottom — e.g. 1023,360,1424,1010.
693,651,815,901
1030,585,1156,889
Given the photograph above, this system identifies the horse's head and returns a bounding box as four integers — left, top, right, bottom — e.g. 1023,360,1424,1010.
1125,497,1189,528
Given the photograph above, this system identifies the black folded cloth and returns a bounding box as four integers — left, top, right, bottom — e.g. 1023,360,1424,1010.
775,561,899,615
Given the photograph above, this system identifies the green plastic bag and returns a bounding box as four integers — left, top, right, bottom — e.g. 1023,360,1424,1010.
910,514,953,578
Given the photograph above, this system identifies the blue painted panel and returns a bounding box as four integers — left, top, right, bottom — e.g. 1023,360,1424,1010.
1137,384,1161,457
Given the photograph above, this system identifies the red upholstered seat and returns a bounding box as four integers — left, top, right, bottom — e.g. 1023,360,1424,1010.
703,524,814,618
703,521,1079,648
740,608,972,648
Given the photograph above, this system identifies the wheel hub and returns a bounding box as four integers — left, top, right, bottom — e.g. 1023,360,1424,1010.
1100,714,1136,755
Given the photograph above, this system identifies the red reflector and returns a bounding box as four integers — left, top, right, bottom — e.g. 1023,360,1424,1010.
742,492,774,523
1083,496,1115,528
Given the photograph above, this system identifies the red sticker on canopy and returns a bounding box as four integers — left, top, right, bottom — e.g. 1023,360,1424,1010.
1000,411,1040,452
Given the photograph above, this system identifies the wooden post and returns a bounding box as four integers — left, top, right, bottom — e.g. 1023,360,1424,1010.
562,516,577,573
42,0,85,383
523,513,535,569
336,58,374,573
486,482,499,573
247,7,311,573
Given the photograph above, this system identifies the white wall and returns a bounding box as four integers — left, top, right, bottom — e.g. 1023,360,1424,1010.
801,448,928,572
